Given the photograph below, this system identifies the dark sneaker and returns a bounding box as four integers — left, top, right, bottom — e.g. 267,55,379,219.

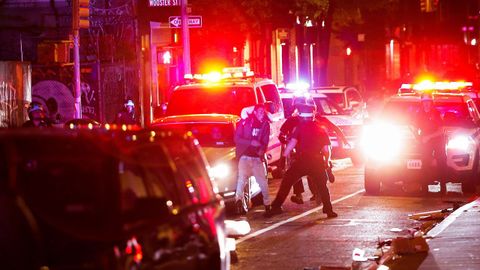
236,200,246,215
265,206,283,218
290,195,304,204
323,209,338,218
263,205,272,217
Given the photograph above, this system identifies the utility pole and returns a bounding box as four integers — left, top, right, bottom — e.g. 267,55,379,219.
181,0,191,74
72,0,90,119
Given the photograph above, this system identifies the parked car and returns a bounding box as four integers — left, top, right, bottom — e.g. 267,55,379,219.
0,128,230,270
311,85,367,120
154,68,285,214
362,93,480,194
64,118,102,129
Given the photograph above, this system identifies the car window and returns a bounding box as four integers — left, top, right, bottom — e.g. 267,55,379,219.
166,86,257,116
260,84,283,114
315,98,340,115
346,89,362,108
281,97,294,117
467,100,480,122
323,93,345,108
164,139,215,204
15,137,118,235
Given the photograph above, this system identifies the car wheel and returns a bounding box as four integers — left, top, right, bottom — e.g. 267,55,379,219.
364,167,381,195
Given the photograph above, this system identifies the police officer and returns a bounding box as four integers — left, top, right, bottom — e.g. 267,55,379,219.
114,99,138,125
267,103,338,218
22,102,52,128
279,96,348,204
414,94,445,187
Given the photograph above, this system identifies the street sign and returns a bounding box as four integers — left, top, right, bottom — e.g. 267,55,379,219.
169,16,202,28
149,0,180,7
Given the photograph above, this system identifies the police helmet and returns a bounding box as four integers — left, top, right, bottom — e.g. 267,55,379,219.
124,99,135,108
27,102,46,119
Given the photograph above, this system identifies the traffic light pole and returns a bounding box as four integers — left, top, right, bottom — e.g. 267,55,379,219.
181,0,191,74
73,28,82,119
72,0,90,119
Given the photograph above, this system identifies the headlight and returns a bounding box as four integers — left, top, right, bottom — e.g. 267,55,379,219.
211,163,231,179
361,123,403,161
446,135,475,152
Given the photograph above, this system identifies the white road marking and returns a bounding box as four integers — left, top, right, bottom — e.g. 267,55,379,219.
426,199,477,238
236,189,365,245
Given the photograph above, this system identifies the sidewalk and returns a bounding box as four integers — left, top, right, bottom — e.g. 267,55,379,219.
419,197,480,269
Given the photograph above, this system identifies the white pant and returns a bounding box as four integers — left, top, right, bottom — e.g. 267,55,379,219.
235,156,270,205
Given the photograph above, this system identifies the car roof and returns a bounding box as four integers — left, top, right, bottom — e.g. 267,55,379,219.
279,91,328,99
388,93,471,103
311,86,358,93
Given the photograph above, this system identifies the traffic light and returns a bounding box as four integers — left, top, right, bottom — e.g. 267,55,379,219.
158,50,173,64
73,0,90,29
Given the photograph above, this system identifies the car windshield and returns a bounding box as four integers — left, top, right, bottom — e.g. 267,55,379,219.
383,100,474,127
322,93,345,107
282,97,344,117
155,123,235,147
167,86,256,116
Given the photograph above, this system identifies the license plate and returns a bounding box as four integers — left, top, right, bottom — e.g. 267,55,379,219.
407,159,422,169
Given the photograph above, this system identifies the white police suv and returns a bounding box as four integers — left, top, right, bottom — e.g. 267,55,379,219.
362,92,480,194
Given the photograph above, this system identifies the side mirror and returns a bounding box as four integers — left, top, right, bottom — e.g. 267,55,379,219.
264,101,276,114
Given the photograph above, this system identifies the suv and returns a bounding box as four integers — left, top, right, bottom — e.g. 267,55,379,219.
362,93,480,194
153,69,285,213
311,85,367,119
280,88,364,164
0,128,230,270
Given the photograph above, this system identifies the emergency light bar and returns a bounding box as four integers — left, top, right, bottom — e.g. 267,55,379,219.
399,81,473,94
183,67,255,83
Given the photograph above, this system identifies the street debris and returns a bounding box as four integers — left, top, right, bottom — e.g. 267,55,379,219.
391,236,429,254
352,248,368,262
352,203,461,269
408,208,452,221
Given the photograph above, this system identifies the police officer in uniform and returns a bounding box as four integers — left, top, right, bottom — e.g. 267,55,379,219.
414,94,446,188
114,99,138,125
267,103,338,218
22,102,52,128
279,96,348,204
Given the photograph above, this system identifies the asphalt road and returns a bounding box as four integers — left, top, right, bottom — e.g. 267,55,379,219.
231,162,471,270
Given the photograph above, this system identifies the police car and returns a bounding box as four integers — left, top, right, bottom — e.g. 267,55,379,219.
311,85,368,120
279,83,364,164
362,92,480,194
152,68,285,214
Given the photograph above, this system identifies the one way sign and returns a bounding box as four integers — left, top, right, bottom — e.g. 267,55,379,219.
168,16,202,28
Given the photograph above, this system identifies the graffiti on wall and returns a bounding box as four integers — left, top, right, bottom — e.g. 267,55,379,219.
32,65,99,123
0,81,19,127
